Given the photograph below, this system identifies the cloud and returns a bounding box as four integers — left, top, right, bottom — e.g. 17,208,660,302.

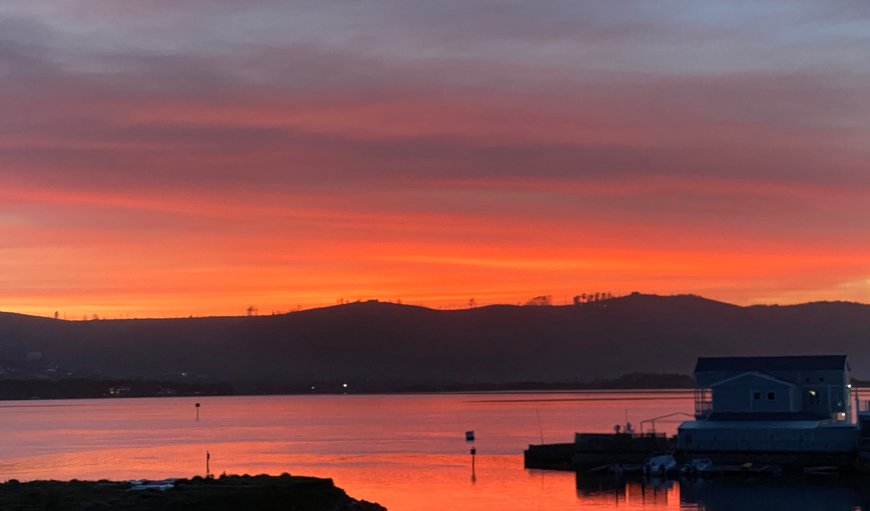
1,1,869,315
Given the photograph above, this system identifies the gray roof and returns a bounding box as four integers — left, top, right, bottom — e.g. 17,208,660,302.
707,411,829,421
695,355,848,373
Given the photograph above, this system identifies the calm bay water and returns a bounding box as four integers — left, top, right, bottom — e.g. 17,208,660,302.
0,391,866,510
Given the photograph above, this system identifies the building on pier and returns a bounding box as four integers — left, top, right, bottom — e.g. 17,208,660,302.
678,355,859,467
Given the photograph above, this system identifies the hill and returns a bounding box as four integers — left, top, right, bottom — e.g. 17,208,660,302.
1,294,869,391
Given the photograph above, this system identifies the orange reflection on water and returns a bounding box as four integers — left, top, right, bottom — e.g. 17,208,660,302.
0,393,700,510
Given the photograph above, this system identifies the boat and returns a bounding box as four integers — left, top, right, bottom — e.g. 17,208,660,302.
643,454,677,476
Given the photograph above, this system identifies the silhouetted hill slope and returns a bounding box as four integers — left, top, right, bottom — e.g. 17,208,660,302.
2,294,870,387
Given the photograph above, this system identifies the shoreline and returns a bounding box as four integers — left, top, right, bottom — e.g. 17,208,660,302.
0,387,701,403
3,386,868,403
0,374,700,400
0,473,385,511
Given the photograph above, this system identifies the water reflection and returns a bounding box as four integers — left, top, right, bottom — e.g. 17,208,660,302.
680,478,865,511
575,473,869,511
576,475,681,509
4,393,869,510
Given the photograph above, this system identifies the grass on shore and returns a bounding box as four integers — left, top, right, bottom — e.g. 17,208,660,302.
0,473,385,511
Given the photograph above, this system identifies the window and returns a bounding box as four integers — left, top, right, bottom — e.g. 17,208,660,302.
752,391,761,400
767,391,776,400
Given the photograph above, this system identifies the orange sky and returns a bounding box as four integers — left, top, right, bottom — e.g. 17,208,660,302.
1,2,869,318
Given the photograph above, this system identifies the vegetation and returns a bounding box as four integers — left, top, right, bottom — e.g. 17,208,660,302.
0,474,385,511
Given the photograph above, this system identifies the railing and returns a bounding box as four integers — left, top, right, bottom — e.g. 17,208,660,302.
693,387,712,417
694,400,713,417
639,412,695,435
633,432,668,438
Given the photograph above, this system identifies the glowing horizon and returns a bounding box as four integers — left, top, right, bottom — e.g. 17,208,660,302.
2,2,869,319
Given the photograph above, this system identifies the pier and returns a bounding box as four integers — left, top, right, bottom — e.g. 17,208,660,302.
524,432,675,472
525,355,870,476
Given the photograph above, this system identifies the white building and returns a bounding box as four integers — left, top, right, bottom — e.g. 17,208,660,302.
678,355,858,467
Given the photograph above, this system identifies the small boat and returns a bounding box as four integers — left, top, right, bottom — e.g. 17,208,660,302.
644,454,677,477
679,457,713,476
587,463,643,476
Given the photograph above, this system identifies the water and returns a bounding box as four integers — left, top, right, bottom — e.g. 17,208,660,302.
0,391,866,510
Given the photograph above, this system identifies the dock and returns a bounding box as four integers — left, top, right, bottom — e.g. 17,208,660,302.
525,432,674,472
525,355,870,476
523,442,575,470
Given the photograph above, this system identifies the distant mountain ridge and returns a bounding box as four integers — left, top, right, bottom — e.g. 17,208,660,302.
1,294,869,388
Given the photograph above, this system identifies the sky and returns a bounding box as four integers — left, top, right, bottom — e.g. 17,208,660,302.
1,1,869,318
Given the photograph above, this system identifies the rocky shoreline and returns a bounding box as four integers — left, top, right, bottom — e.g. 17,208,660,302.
0,473,386,511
